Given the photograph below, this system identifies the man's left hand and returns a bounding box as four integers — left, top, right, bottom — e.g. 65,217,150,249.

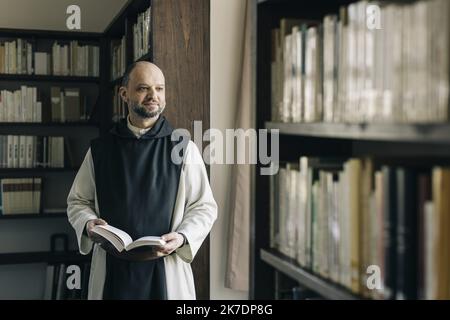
157,232,185,255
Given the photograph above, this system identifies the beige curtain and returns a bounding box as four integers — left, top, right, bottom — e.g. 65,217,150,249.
225,0,254,291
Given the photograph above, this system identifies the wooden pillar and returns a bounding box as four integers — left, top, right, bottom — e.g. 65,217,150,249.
152,0,210,300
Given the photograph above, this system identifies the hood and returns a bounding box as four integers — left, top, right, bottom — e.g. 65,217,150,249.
110,115,174,139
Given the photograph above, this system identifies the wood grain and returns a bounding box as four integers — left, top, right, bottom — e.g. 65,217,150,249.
153,0,210,300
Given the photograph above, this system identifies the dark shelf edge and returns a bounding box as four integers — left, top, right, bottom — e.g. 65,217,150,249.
0,74,100,83
266,122,450,144
110,76,123,86
0,28,102,40
0,213,67,220
0,168,79,173
0,251,90,265
260,249,359,300
0,122,99,127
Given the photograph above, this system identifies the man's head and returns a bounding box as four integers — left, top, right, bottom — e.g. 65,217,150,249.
119,61,166,119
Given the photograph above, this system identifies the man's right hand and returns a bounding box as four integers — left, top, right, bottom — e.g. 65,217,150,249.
86,218,108,244
86,219,124,259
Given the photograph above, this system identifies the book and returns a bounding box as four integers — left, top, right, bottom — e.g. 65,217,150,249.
91,224,166,252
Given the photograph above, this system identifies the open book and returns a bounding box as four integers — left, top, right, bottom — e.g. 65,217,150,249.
91,224,166,252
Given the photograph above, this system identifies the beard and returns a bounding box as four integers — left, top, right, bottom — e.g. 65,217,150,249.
130,101,165,119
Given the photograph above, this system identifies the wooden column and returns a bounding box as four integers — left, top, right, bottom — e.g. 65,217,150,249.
152,0,210,300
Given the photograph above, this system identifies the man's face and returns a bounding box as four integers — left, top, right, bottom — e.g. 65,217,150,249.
121,62,166,119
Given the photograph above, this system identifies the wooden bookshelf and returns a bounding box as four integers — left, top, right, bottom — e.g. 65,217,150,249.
0,22,102,237
260,249,359,300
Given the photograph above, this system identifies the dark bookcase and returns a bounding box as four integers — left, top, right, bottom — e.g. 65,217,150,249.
252,0,450,300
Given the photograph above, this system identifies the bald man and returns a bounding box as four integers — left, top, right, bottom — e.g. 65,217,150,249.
67,61,217,300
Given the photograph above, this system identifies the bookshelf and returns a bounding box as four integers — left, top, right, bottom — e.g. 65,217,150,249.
0,25,102,300
252,0,450,300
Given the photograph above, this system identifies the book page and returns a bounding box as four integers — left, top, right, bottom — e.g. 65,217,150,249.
125,236,166,251
92,225,133,252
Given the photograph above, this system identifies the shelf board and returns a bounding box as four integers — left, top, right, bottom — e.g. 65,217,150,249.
0,74,100,83
260,249,359,300
110,76,123,86
0,212,67,220
266,122,450,144
0,168,78,174
0,251,90,265
0,28,101,40
0,122,99,128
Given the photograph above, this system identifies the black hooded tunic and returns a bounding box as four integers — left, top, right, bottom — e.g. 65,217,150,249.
90,116,183,299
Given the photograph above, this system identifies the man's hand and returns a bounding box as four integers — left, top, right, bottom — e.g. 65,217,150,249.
86,218,108,244
156,232,185,256
85,219,121,257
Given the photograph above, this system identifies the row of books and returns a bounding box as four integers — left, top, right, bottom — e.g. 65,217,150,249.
50,87,89,123
0,135,65,168
270,157,450,300
0,86,42,122
43,262,90,300
133,6,151,62
112,85,127,122
0,178,42,215
110,6,152,81
0,86,90,123
111,36,126,81
272,0,450,124
0,39,99,76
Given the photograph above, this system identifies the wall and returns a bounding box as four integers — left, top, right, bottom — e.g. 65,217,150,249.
210,0,248,300
0,0,127,32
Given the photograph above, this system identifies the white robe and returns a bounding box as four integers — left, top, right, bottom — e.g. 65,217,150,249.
67,139,218,299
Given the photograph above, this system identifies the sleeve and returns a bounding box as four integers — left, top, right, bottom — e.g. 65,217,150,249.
67,148,99,255
175,141,218,263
